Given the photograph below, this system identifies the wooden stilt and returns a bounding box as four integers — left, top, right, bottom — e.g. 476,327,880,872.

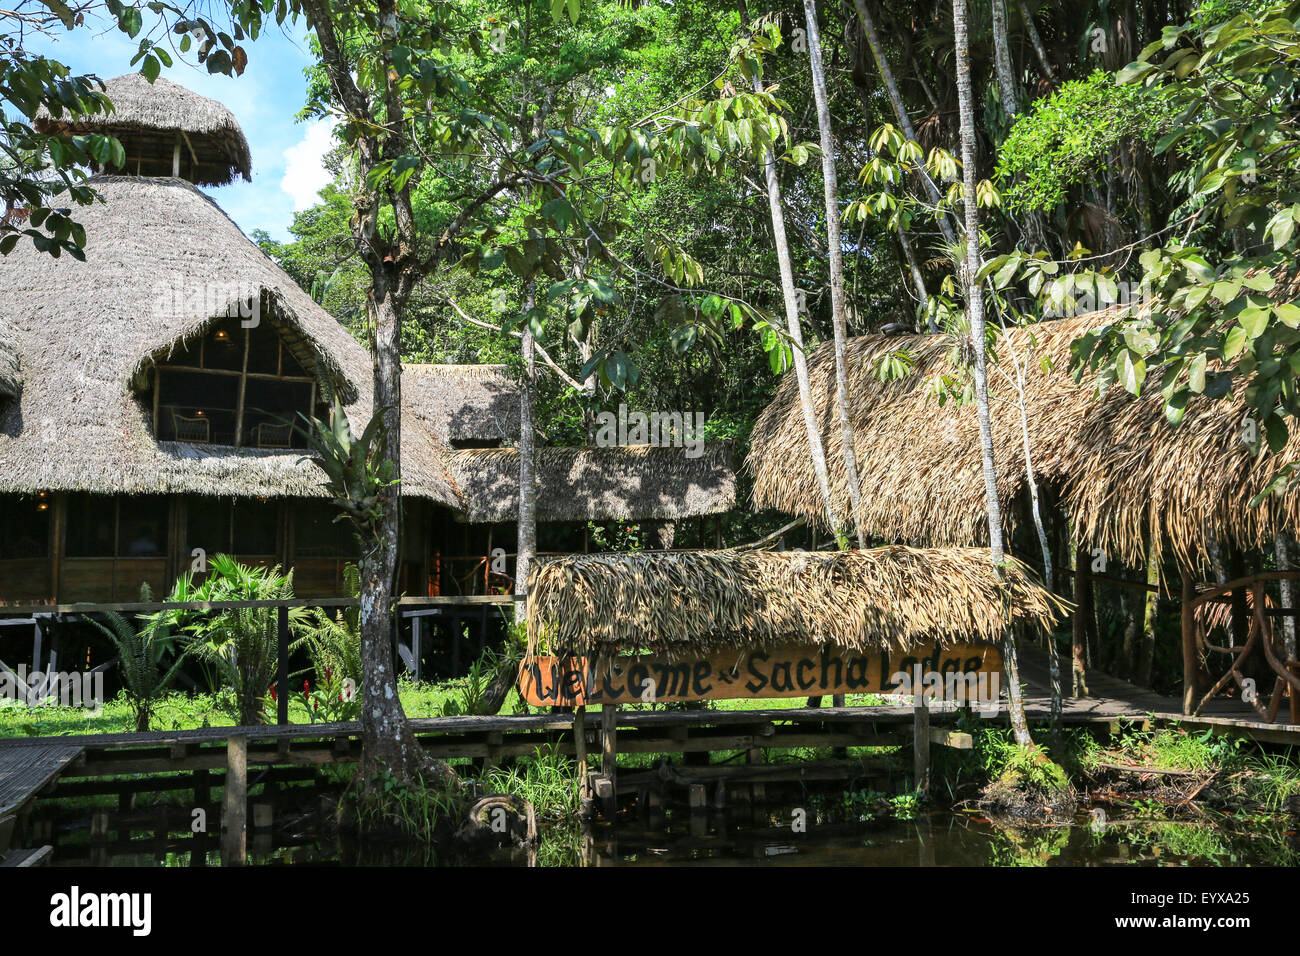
913,700,930,795
221,734,247,866
600,705,617,819
1181,568,1198,715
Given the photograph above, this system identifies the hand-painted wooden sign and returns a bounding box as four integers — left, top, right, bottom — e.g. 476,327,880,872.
518,642,1002,707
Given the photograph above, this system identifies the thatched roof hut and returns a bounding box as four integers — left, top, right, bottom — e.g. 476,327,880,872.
0,174,458,503
747,310,1300,567
525,546,1066,660
404,363,518,446
2,75,737,526
35,73,252,185
452,443,735,523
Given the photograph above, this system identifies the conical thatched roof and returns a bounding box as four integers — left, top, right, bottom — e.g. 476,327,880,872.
451,443,736,522
0,175,458,504
405,363,518,445
748,310,1300,568
35,73,252,185
526,546,1067,660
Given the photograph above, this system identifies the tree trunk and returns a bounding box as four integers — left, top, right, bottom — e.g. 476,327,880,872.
991,0,1020,115
804,0,866,549
745,11,842,541
953,0,1032,747
852,0,958,246
896,220,932,330
1018,1,1055,79
1276,532,1296,660
1140,536,1160,686
359,288,455,789
515,282,538,625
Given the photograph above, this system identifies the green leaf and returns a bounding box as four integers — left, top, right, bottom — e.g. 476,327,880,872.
1117,349,1146,396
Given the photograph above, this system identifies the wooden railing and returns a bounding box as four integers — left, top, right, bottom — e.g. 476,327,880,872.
1186,571,1300,721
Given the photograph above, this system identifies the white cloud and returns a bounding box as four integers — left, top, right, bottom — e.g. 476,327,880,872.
281,118,337,211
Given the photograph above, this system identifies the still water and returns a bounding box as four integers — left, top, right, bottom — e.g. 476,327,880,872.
25,793,1300,867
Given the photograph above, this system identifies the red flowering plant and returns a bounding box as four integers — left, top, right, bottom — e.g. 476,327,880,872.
301,666,361,723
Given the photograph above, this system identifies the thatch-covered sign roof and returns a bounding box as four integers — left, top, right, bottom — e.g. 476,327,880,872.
452,443,735,523
748,311,1300,567
36,73,252,185
525,546,1065,660
405,363,518,445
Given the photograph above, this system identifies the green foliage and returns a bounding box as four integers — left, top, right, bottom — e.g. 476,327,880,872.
87,583,187,732
997,71,1175,213
2,0,280,259
294,397,399,547
480,744,581,820
155,555,307,726
300,564,363,722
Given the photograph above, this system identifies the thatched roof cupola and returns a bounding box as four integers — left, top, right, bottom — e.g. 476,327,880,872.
36,73,252,185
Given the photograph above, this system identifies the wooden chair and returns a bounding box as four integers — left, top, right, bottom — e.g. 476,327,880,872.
172,412,210,443
252,422,293,448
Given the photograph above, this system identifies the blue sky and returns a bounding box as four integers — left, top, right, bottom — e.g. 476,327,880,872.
26,10,334,240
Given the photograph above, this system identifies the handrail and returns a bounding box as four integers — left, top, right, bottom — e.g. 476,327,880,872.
1190,570,1300,607
0,594,520,615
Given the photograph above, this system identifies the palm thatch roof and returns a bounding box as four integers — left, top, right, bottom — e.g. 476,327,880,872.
0,175,458,504
35,73,252,185
748,309,1300,567
0,326,19,400
525,546,1066,660
451,443,735,523
405,363,518,445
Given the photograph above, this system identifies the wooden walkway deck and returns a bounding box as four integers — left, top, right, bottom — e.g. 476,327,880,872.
0,743,83,818
1014,643,1300,742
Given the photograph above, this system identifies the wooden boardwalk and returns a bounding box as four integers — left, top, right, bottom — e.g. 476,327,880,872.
0,743,83,818
1014,643,1300,742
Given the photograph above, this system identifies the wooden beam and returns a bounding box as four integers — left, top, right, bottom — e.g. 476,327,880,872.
221,734,247,865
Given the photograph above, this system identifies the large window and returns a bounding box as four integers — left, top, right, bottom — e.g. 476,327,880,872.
144,317,325,449
66,494,167,558
0,494,51,559
185,498,280,558
294,501,359,558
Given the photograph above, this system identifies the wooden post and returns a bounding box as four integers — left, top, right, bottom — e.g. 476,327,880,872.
600,705,617,819
222,734,247,866
276,604,289,726
1181,568,1199,715
913,699,930,795
411,615,422,682
574,705,589,814
1072,542,1093,696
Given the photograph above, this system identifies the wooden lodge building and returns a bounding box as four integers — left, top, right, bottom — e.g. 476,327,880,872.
0,74,734,605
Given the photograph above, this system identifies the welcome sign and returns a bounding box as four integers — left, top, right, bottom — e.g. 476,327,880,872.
518,642,1002,707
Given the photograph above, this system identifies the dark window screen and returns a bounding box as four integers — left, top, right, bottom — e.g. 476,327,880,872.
117,496,167,557
65,494,116,557
232,499,278,555
186,499,231,556
0,496,50,559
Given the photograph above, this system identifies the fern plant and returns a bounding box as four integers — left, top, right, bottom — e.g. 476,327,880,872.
156,555,308,725
88,584,187,732
301,563,363,721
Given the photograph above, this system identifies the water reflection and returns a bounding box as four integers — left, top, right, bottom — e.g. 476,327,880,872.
22,786,1300,867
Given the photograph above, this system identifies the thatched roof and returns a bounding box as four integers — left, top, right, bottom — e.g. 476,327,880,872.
405,363,518,445
451,443,736,523
36,74,252,185
748,310,1300,567
525,546,1066,660
0,175,458,504
0,326,20,400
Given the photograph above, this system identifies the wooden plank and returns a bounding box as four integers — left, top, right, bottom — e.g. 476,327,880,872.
929,728,973,749
519,643,1001,706
0,744,83,817
913,701,930,794
1,845,52,867
221,734,247,865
